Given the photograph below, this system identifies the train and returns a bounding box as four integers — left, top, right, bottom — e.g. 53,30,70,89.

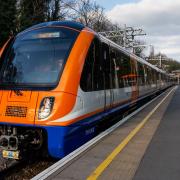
0,21,174,160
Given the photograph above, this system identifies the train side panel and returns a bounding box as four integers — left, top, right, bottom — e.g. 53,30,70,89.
0,21,174,159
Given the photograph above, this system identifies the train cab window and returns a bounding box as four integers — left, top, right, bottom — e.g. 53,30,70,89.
0,27,79,88
80,37,103,91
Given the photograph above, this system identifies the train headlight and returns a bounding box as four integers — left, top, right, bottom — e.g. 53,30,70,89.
38,97,55,119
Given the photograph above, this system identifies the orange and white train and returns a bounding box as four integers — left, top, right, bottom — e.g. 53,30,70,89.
0,21,173,159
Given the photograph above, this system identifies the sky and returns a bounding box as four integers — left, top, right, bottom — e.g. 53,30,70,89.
94,0,180,61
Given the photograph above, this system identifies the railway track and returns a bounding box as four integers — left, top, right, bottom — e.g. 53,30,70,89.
0,153,56,180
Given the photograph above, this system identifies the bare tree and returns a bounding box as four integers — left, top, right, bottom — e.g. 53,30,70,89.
65,0,122,32
68,0,103,30
47,0,75,21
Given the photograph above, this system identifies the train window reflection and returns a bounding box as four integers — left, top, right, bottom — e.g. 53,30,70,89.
80,38,104,91
0,27,79,87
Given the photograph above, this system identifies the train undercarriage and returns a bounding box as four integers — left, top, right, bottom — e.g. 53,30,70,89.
0,125,46,160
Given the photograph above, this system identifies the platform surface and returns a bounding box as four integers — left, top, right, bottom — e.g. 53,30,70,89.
36,86,180,180
133,86,180,180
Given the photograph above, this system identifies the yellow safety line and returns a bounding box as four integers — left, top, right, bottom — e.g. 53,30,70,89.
87,87,176,180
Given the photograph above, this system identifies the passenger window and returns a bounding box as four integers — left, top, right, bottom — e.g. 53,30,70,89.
121,54,132,87
110,47,131,88
80,38,104,91
146,66,152,85
110,48,119,89
93,40,104,91
102,42,111,89
152,70,156,84
137,62,145,86
156,72,160,84
115,51,124,88
130,59,138,86
80,42,94,91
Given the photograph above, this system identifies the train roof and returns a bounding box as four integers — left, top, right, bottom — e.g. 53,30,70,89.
20,21,85,34
99,34,167,75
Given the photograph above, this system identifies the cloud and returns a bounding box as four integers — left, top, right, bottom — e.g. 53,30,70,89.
106,0,180,60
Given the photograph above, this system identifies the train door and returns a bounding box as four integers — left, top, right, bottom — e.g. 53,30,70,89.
130,57,139,102
102,42,114,110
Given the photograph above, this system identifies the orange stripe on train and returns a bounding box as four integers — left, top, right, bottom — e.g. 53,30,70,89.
37,99,130,126
35,28,95,126
0,38,12,57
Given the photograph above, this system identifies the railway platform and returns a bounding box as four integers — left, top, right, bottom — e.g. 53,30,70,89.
32,85,180,180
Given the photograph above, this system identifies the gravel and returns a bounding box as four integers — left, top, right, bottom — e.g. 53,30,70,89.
0,148,56,180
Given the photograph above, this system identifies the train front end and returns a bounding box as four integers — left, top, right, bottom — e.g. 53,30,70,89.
0,21,94,159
